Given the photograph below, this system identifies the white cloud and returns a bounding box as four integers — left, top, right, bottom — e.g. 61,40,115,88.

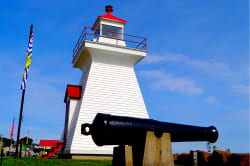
143,53,187,64
232,85,249,94
142,53,250,96
138,70,203,95
24,80,65,121
21,125,61,141
205,96,219,105
143,53,234,77
225,109,249,122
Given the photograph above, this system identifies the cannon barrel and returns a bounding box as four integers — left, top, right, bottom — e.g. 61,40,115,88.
81,113,218,146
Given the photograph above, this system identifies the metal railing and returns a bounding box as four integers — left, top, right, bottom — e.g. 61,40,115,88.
72,27,147,59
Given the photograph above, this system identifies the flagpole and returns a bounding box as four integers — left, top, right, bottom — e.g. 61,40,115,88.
15,25,33,158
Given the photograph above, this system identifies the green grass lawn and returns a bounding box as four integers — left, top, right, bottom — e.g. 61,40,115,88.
1,157,112,166
1,157,184,166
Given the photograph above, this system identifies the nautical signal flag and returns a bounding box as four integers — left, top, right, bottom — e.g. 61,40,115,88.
21,26,33,90
10,118,15,139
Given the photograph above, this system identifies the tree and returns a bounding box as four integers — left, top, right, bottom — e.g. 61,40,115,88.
213,145,217,151
0,137,13,147
20,137,33,145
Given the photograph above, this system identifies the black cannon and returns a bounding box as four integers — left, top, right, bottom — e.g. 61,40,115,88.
81,113,218,146
81,113,218,166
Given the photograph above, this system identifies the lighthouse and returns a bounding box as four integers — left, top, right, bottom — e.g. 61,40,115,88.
60,6,149,159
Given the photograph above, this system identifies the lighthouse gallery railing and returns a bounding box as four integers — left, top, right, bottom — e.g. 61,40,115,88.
72,27,147,59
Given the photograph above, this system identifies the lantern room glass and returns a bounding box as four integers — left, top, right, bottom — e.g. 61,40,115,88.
102,24,122,39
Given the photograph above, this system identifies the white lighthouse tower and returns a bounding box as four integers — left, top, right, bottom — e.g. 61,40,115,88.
60,5,149,159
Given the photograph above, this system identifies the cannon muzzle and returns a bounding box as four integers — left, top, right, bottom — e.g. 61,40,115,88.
81,113,218,146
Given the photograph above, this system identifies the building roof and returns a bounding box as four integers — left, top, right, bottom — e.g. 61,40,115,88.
39,140,60,147
64,84,82,103
92,5,127,30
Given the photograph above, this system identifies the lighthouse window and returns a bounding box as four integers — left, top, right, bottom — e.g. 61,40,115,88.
102,24,121,38
94,28,100,40
94,28,100,36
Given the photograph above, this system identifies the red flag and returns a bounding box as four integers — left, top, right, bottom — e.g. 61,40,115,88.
10,118,15,139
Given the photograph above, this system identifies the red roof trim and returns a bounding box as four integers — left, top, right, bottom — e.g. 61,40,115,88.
98,14,127,23
92,6,127,30
39,140,60,147
64,84,82,103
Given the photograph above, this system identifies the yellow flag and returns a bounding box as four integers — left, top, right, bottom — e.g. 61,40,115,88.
26,131,29,144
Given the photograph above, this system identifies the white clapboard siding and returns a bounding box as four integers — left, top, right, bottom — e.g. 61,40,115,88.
63,41,149,155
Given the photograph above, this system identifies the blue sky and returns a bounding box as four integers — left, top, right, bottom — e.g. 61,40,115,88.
0,0,249,153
